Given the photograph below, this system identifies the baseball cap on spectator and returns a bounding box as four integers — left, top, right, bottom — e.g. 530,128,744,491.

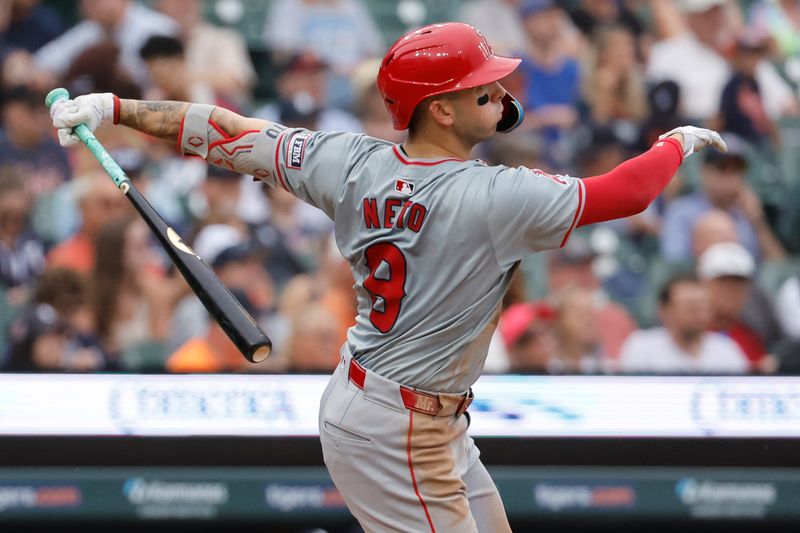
649,80,681,116
697,242,755,280
703,132,747,169
192,224,244,265
6,304,69,371
499,302,555,347
278,96,320,126
211,241,262,270
679,0,726,13
518,0,556,18
281,52,328,76
9,304,68,344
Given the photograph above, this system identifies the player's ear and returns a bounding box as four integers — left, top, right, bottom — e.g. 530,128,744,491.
427,98,456,128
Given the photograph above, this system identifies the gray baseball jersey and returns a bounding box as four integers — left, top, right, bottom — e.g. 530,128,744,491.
255,127,585,393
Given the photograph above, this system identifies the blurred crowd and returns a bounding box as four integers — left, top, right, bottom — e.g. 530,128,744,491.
1,0,799,376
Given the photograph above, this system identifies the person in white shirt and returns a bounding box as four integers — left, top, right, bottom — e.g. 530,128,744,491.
619,273,749,374
646,0,796,121
34,0,178,86
776,274,800,340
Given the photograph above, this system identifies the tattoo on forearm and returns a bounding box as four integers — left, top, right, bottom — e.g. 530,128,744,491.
119,100,190,141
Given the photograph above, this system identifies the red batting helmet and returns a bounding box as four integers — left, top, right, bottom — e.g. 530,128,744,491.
377,22,524,133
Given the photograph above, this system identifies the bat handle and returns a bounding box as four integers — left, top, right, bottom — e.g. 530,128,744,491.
45,88,131,192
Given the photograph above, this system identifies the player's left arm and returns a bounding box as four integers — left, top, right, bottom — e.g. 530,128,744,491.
578,126,725,226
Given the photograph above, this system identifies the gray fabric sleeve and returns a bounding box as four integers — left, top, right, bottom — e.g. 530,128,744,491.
486,166,585,268
179,104,216,157
274,130,370,219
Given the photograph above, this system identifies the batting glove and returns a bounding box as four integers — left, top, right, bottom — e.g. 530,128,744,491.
50,93,117,147
658,125,728,159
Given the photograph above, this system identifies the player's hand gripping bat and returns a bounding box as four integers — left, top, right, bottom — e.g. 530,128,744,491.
45,88,272,363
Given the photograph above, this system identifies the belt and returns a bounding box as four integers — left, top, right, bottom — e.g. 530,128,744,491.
348,357,473,417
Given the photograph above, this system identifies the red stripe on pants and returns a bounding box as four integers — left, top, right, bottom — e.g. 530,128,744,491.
407,411,436,532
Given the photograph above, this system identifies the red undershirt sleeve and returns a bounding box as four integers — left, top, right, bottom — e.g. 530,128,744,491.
577,137,683,227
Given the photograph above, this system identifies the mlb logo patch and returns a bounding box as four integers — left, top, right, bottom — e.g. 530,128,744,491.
395,179,415,196
286,132,311,169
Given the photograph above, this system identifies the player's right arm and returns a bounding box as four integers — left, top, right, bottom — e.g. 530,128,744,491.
50,93,269,147
50,93,366,218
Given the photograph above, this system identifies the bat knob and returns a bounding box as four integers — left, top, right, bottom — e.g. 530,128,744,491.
45,88,70,109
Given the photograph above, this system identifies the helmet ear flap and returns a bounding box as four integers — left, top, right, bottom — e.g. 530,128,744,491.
496,93,524,133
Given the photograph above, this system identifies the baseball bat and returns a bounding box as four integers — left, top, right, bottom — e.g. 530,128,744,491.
45,88,272,363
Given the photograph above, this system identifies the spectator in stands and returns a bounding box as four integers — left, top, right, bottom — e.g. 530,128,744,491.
691,212,785,370
139,35,214,105
748,0,800,58
0,48,52,92
34,0,178,86
263,0,383,107
156,0,256,107
5,303,102,372
567,0,646,49
47,171,131,274
33,267,93,338
551,286,613,373
31,266,105,369
279,237,355,352
776,272,800,340
214,241,273,317
498,301,557,374
515,0,580,166
646,0,796,122
718,32,777,146
63,42,142,101
581,25,646,130
190,164,246,230
90,216,174,370
459,0,528,55
284,303,341,373
0,85,71,204
547,233,637,359
167,223,233,353
574,127,660,241
660,135,786,264
249,175,335,291
166,288,256,373
619,273,749,374
635,80,688,152
0,0,64,53
169,223,278,356
0,173,45,307
698,242,778,372
255,53,361,133
485,129,545,170
350,59,403,143
691,208,740,258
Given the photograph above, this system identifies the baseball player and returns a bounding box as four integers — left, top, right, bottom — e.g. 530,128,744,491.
51,22,726,533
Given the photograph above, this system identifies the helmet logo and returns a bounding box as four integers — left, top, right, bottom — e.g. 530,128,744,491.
475,29,493,59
